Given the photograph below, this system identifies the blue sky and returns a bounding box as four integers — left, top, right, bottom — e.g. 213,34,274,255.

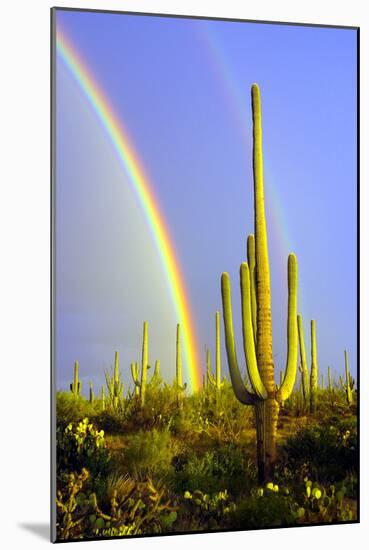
55,9,357,395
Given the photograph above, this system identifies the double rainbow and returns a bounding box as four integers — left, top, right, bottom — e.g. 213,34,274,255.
56,28,202,392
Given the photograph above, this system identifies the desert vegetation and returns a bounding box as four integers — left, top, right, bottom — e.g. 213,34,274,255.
55,84,357,540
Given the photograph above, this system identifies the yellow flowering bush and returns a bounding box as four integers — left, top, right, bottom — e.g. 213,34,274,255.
57,418,111,477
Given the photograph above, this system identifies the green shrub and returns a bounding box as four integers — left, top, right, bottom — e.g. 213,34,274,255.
56,391,100,426
187,384,252,444
123,384,179,432
93,410,126,435
231,489,296,529
281,418,357,482
123,427,178,476
170,444,256,496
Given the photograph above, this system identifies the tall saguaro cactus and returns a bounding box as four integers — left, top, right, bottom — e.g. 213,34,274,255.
309,320,318,413
207,311,225,393
297,315,309,403
70,360,81,398
221,84,298,482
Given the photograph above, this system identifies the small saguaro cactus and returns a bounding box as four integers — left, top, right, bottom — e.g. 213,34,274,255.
175,323,187,396
130,322,155,407
105,351,124,411
221,84,299,482
297,315,309,403
89,381,95,404
152,360,161,384
344,350,354,405
203,372,208,391
140,321,149,407
131,331,161,406
70,360,81,398
320,374,324,390
101,386,105,411
309,320,318,413
327,366,333,393
207,312,225,393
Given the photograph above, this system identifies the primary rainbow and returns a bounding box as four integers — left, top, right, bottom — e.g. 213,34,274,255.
56,27,202,392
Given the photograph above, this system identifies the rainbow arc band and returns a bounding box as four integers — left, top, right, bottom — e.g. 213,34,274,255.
56,27,202,392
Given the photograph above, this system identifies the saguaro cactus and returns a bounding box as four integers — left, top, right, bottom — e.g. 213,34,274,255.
207,312,225,393
140,321,149,406
297,315,309,403
70,360,81,398
221,84,298,482
131,328,161,406
203,373,208,391
344,350,354,405
175,323,187,396
327,366,333,393
89,381,94,404
105,351,124,411
152,360,161,384
101,386,105,411
130,322,155,407
309,320,318,413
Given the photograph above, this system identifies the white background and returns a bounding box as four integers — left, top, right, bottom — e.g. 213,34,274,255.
0,0,366,548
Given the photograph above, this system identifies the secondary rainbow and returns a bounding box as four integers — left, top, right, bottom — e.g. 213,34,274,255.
56,27,202,392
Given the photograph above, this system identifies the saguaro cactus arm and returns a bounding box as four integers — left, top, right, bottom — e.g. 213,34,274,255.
240,263,267,399
221,271,258,405
131,362,141,387
247,234,257,343
297,314,309,399
276,254,298,402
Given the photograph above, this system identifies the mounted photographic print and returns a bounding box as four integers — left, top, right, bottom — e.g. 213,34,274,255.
51,7,359,542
